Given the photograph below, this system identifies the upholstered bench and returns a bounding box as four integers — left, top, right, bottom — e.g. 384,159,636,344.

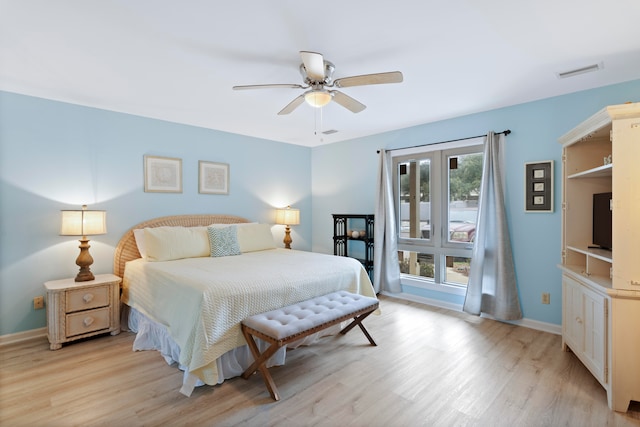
241,290,379,401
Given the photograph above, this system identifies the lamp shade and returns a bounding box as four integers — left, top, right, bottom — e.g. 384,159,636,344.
304,90,332,108
60,205,107,236
275,206,300,226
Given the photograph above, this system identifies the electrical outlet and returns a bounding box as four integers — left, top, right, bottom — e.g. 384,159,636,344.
33,296,44,310
541,293,550,305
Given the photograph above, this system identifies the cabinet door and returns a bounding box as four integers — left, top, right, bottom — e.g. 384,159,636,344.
563,274,608,385
563,275,584,351
582,286,607,384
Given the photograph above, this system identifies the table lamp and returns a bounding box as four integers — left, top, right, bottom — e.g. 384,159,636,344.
60,205,107,282
275,206,300,249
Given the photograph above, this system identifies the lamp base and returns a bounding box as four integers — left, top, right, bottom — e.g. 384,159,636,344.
75,268,95,282
283,226,292,250
74,238,96,282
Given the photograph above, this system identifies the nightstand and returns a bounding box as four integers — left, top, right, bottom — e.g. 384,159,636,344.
44,273,121,350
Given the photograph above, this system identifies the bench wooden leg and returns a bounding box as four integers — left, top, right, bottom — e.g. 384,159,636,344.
241,327,282,401
339,310,377,346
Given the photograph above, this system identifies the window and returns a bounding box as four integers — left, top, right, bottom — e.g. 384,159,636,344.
393,139,483,292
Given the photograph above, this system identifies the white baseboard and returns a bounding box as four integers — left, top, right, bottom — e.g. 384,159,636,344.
496,316,562,335
1,293,561,347
380,291,561,335
0,327,47,347
381,290,464,312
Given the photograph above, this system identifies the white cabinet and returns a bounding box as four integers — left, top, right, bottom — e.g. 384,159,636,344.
558,102,640,412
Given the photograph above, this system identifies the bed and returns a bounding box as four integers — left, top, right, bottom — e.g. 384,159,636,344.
114,214,377,396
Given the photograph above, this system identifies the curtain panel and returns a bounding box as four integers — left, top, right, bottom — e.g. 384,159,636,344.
373,149,401,293
463,132,522,320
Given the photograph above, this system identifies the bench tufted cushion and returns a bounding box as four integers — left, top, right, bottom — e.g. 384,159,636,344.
242,291,378,340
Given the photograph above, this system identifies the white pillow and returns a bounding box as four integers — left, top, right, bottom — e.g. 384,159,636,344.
236,223,276,253
133,229,147,258
144,226,210,262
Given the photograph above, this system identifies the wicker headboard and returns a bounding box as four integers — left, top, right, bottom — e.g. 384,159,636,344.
113,214,250,278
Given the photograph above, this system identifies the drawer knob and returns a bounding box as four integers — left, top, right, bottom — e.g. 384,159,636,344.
83,317,94,327
83,293,94,304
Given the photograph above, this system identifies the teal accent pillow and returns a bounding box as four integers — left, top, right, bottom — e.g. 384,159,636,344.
208,225,241,257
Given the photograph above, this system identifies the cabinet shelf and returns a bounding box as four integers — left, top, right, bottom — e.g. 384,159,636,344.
568,163,612,179
334,236,372,242
560,264,613,290
566,245,612,263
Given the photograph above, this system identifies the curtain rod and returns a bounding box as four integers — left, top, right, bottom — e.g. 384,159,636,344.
377,129,511,153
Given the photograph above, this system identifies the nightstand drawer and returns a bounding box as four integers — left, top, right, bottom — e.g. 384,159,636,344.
66,307,111,337
66,285,109,312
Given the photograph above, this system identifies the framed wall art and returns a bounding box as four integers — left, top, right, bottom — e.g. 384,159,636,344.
199,161,229,195
524,160,553,212
144,155,182,193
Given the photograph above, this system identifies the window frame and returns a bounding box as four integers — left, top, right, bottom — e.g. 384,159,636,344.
391,138,484,293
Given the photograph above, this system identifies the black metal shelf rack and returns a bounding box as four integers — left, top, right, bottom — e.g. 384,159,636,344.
332,214,374,280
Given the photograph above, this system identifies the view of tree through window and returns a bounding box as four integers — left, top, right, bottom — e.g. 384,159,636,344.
399,160,430,203
449,153,482,202
447,152,482,245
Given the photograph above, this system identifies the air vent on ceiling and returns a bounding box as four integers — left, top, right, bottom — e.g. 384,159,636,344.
556,62,603,79
322,129,338,135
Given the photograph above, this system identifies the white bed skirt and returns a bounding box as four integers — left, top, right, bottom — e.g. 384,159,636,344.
125,305,337,396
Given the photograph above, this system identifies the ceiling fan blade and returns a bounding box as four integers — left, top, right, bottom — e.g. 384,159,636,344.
334,71,403,88
300,51,325,81
233,83,305,90
278,94,306,115
330,90,366,113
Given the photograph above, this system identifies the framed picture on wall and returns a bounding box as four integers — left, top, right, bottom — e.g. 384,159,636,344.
524,160,553,212
144,155,182,193
199,161,229,195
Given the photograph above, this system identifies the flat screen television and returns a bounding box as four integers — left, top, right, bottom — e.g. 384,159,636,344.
592,192,612,250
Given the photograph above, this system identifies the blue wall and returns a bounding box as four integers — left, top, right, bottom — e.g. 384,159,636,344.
0,92,312,336
2,80,639,336
311,79,640,326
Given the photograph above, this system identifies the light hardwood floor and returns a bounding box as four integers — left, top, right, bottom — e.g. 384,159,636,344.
2,295,639,426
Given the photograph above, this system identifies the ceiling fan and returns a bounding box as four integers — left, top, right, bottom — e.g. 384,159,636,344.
232,51,403,115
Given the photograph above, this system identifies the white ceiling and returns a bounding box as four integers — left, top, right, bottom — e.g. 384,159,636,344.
2,1,639,147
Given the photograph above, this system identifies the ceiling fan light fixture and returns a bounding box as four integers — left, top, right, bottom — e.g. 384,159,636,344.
235,51,401,115
304,90,332,108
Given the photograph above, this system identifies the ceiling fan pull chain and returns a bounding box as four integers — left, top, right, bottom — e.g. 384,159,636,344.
314,107,318,135
320,107,325,142
313,106,325,140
